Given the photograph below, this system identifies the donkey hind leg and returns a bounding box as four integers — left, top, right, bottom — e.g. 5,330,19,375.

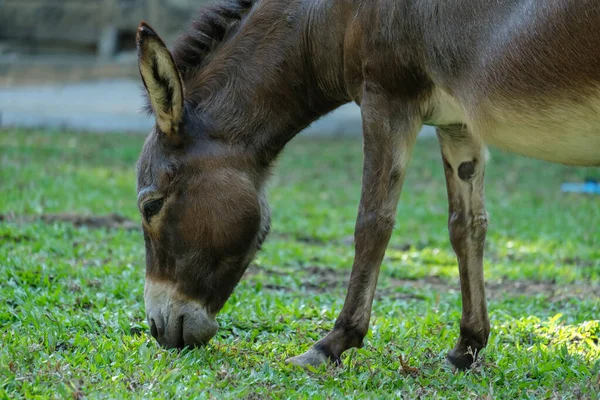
286,90,422,368
437,125,490,370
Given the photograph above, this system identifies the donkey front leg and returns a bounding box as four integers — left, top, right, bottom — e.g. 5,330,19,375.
437,126,490,370
287,88,421,367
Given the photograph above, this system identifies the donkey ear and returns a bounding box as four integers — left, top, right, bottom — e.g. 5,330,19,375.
136,21,184,137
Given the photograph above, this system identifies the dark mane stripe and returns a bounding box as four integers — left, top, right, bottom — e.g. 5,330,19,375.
172,0,256,82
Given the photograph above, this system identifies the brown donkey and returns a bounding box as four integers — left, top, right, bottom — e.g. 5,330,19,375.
135,0,600,370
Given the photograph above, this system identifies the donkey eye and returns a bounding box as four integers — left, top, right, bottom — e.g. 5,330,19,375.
143,198,164,221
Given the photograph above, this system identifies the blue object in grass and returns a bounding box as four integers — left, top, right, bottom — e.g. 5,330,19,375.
561,178,600,194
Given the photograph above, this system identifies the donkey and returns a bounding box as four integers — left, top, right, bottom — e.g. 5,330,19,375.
135,0,599,370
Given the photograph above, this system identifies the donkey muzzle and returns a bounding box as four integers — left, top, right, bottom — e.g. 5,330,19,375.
144,279,219,349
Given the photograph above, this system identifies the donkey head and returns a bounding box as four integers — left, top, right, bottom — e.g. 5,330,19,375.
135,22,270,349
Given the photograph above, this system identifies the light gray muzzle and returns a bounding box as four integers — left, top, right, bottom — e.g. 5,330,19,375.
144,279,219,348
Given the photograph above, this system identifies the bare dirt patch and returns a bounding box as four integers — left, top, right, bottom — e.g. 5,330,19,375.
1,213,139,230
41,213,138,230
245,264,599,302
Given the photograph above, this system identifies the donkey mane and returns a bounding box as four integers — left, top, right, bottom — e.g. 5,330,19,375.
172,0,256,83
142,0,255,116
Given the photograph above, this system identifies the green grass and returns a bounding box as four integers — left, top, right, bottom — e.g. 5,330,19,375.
1,128,599,398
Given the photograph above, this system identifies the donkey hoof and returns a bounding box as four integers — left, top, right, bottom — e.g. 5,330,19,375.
446,348,475,371
286,348,329,368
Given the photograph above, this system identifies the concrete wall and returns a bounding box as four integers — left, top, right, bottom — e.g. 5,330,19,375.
0,0,210,52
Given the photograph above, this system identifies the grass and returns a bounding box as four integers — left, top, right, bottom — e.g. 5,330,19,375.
1,128,599,399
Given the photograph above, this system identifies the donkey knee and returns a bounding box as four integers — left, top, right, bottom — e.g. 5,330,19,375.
471,213,488,241
449,211,487,245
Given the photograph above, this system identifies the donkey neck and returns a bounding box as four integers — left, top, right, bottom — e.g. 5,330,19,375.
188,0,352,160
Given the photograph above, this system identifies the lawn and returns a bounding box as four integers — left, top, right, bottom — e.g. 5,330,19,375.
1,128,599,399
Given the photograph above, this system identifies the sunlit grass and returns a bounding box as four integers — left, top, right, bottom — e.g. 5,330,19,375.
0,128,599,398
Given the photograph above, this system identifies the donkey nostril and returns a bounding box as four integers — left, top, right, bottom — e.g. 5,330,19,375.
176,315,185,349
150,318,158,339
150,317,165,339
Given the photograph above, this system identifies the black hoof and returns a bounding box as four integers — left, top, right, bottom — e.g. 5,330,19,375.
447,347,475,370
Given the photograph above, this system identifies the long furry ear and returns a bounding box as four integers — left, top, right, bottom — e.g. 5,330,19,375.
136,21,184,138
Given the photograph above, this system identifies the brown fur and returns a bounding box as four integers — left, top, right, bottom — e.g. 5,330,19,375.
136,0,600,367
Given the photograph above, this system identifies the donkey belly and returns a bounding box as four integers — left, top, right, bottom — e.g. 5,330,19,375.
473,95,600,166
422,0,600,166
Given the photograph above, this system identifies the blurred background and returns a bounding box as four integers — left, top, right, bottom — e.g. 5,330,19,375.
0,0,199,83
0,0,381,136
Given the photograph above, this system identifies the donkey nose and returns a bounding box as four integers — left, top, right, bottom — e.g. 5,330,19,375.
148,312,219,349
145,279,219,349
147,311,219,349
